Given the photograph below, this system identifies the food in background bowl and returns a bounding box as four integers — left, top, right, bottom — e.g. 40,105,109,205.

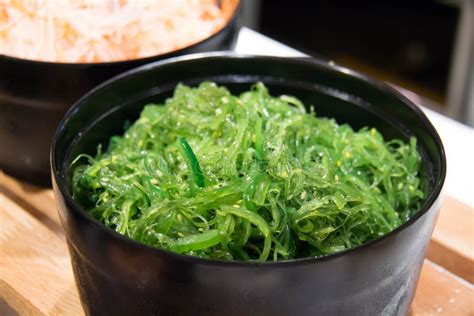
0,0,235,63
71,82,425,261
0,0,239,186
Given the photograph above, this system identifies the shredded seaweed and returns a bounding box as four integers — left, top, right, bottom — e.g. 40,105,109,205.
71,82,425,261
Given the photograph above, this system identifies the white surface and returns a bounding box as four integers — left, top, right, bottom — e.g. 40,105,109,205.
235,27,474,207
235,28,305,57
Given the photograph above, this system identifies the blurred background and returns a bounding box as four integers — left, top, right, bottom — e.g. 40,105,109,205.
239,0,473,126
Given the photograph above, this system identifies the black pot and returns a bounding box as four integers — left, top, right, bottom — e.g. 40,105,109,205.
51,54,446,316
0,0,239,186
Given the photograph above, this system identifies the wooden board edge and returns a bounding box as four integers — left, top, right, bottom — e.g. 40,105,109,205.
427,240,474,284
0,280,43,316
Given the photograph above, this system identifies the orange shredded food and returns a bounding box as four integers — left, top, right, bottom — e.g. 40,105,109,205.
0,0,231,63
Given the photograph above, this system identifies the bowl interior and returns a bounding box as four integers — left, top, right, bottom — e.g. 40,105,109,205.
53,54,444,251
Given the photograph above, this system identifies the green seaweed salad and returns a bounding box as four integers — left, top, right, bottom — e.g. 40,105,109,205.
72,82,425,261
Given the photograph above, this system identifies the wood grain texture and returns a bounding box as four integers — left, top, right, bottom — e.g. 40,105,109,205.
0,172,61,238
410,261,474,316
0,195,83,315
427,196,474,283
0,172,473,315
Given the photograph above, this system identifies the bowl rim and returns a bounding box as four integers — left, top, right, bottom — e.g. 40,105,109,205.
51,52,447,267
0,0,240,67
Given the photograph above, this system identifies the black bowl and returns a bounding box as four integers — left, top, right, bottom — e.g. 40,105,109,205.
52,53,446,315
0,0,239,186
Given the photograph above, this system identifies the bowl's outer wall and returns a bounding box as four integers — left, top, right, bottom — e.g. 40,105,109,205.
52,55,445,315
0,15,237,186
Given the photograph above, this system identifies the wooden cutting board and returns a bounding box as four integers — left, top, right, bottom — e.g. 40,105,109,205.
0,171,473,315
